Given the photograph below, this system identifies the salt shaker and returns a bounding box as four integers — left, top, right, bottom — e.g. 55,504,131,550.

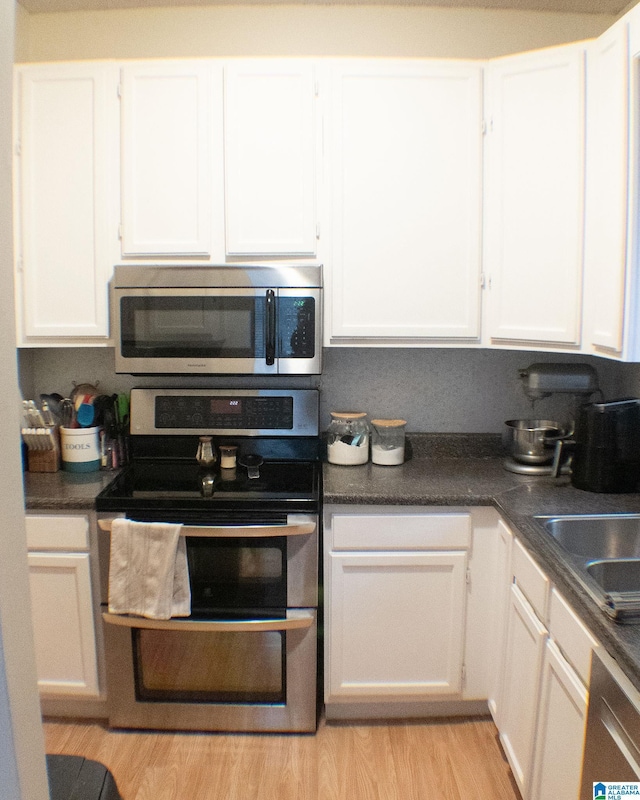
219,444,237,469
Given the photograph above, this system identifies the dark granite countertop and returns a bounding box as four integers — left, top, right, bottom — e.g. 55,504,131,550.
323,434,640,693
23,469,118,511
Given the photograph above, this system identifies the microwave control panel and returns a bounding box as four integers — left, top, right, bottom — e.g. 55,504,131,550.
278,298,315,358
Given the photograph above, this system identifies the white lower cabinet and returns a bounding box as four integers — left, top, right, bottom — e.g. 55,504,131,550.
487,517,513,726
493,533,598,800
324,506,472,716
499,582,548,795
26,513,100,699
530,640,588,800
328,550,467,699
530,587,598,800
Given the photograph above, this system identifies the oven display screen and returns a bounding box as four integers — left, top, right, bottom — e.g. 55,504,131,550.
210,398,242,415
155,395,294,430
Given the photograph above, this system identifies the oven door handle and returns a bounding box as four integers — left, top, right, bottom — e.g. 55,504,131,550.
102,609,315,632
98,516,316,538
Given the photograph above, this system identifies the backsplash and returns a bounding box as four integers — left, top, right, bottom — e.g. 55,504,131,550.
19,346,638,435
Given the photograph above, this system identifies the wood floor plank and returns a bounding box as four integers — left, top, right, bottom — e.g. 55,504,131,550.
43,715,521,800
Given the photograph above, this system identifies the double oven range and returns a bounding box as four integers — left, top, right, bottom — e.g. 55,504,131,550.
96,388,321,733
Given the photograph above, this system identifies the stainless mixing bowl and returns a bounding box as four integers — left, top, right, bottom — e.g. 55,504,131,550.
504,419,567,464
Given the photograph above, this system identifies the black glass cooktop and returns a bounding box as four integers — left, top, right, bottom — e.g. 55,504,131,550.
95,459,320,514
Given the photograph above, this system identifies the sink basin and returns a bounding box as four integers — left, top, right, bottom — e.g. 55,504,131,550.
586,559,640,594
535,514,640,560
533,514,640,621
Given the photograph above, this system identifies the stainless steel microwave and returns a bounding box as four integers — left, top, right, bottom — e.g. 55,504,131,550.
112,265,322,375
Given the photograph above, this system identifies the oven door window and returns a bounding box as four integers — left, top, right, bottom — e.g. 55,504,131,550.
134,628,285,704
187,536,287,617
119,292,266,359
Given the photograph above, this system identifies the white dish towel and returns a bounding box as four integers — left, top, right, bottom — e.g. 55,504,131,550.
108,519,191,620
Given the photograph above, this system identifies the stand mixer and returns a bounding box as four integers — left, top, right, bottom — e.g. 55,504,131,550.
503,363,601,475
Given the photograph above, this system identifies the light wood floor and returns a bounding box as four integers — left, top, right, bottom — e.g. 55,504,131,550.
44,715,521,800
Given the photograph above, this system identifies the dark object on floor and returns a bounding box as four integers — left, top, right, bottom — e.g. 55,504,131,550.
46,754,123,800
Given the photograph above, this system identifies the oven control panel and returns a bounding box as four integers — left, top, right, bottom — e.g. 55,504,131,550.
130,388,318,437
155,395,294,430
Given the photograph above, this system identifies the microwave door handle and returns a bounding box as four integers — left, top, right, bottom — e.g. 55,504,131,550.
265,289,276,366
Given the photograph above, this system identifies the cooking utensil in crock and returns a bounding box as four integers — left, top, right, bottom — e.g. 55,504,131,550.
76,402,95,427
69,382,100,406
503,419,568,465
39,393,63,420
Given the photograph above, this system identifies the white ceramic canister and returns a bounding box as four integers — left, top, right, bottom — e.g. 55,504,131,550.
371,419,407,465
60,426,101,472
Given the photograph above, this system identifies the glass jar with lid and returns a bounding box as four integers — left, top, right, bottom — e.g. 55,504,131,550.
327,412,369,465
371,419,407,465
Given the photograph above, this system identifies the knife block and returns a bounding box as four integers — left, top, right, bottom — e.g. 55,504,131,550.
27,430,60,473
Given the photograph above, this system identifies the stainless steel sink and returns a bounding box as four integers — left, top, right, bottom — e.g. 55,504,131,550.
586,559,640,594
533,514,640,621
537,514,640,560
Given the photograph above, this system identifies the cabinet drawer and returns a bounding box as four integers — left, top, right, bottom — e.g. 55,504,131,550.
549,588,599,686
331,512,471,551
513,538,550,622
26,514,89,551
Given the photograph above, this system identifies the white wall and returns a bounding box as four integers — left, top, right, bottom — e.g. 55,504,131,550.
0,1,49,797
15,4,614,63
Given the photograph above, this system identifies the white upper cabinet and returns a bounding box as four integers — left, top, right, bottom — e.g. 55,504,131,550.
223,61,318,257
328,60,483,342
16,41,640,357
14,62,117,343
583,15,640,361
584,22,629,356
484,43,586,348
119,61,218,258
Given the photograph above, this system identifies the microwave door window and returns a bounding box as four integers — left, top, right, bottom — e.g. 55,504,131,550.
120,296,266,359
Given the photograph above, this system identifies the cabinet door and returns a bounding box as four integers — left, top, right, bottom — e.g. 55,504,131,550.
224,61,317,256
485,44,585,346
530,640,588,800
498,583,548,797
487,518,513,727
15,63,115,341
327,550,467,701
27,552,99,698
329,60,482,340
120,61,216,257
584,23,629,355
